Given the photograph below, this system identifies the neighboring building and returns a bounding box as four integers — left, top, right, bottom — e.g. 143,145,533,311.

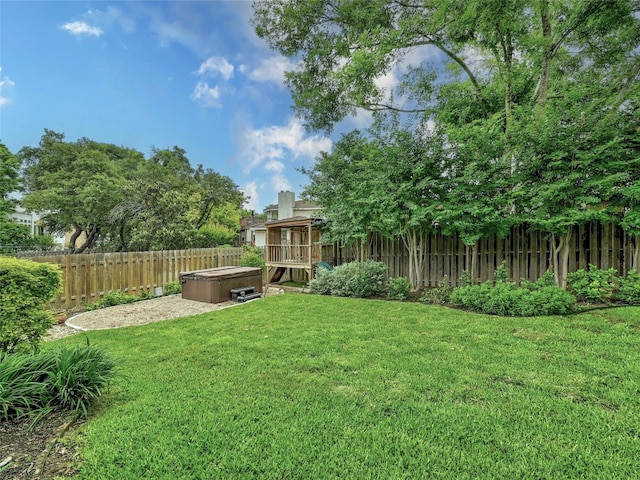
263,191,321,222
238,191,322,248
7,206,65,245
238,216,267,248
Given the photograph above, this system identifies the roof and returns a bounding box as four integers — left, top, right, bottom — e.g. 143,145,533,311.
266,216,315,228
263,200,320,212
239,217,267,229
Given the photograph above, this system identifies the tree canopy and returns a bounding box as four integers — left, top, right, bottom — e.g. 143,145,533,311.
0,143,21,217
19,130,246,253
256,0,640,286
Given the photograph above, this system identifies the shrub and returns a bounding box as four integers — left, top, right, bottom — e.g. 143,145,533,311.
459,270,473,287
618,269,640,305
239,245,266,271
387,277,412,301
86,291,139,311
421,276,453,305
309,268,335,295
0,257,62,353
566,264,618,303
518,287,576,316
309,261,387,298
0,222,37,253
520,270,556,291
0,343,116,420
195,225,236,247
163,281,182,295
450,267,575,316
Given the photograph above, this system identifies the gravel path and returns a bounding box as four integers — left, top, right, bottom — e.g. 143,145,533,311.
44,295,242,341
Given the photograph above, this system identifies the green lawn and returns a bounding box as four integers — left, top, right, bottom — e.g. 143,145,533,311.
57,295,640,479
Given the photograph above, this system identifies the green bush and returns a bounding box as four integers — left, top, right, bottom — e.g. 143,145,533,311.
518,287,576,316
163,281,182,295
387,277,412,301
450,268,575,316
420,276,454,305
0,257,62,353
0,222,37,253
309,261,387,298
239,245,266,271
195,225,237,247
0,343,116,420
618,269,640,305
309,268,335,295
86,291,139,311
566,264,618,303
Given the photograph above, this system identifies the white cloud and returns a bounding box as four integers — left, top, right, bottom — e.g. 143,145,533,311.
238,117,332,175
191,81,220,107
61,21,103,37
191,57,235,108
242,181,260,211
248,55,297,86
271,173,291,192
0,68,15,108
87,6,136,33
265,160,286,172
196,57,234,80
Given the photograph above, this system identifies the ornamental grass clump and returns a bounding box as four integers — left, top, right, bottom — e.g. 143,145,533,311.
0,343,116,421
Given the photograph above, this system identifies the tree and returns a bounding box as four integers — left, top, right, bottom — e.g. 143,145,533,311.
302,131,381,259
109,147,246,251
303,120,448,286
253,0,638,132
0,143,21,217
255,0,640,286
19,130,144,253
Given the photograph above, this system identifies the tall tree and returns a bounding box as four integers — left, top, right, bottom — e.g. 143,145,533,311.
0,143,20,217
19,130,145,253
255,0,640,286
303,121,447,286
253,0,638,134
110,147,246,251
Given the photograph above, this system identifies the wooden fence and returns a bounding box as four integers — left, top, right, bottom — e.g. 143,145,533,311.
326,222,637,287
22,248,243,309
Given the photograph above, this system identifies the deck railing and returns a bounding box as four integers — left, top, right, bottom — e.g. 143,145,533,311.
266,245,322,265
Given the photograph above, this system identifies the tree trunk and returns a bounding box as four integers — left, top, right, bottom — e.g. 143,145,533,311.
117,225,127,252
532,0,552,108
68,225,83,253
633,235,640,271
550,231,572,288
74,225,101,254
401,229,427,289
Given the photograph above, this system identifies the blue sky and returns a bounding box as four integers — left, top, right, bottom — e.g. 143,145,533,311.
0,1,343,211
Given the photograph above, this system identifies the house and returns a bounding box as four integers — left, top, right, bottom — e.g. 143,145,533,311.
238,216,267,248
264,191,328,284
238,191,322,248
263,193,321,222
7,206,65,245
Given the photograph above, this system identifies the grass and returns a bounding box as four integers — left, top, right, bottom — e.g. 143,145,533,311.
54,295,640,479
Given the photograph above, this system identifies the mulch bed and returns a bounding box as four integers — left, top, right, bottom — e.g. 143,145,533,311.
0,410,84,480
